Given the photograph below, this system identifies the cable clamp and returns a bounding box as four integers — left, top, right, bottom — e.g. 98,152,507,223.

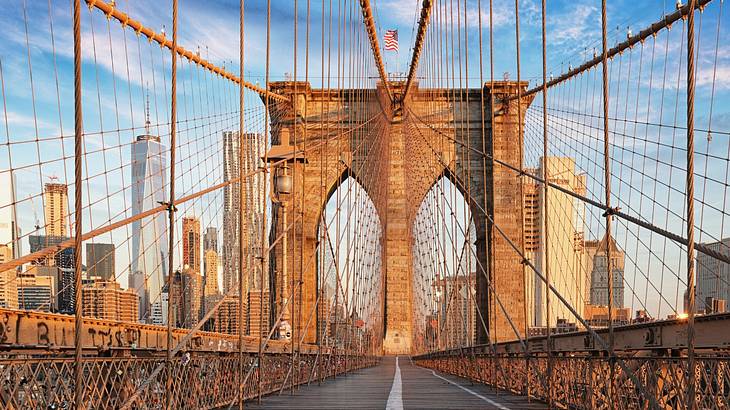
521,257,529,266
158,201,178,213
602,206,620,217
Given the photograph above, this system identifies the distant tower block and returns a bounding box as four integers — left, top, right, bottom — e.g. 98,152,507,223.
43,182,68,237
247,290,270,337
130,120,168,321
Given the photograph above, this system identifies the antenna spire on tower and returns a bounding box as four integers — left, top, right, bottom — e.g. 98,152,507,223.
145,85,151,134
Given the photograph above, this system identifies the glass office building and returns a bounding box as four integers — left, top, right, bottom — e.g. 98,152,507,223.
130,134,168,322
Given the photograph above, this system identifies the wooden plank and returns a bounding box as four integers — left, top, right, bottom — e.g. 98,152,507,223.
245,356,545,409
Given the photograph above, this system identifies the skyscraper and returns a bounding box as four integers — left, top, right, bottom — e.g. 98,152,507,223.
0,244,18,309
130,131,168,322
695,238,730,313
222,131,241,294
213,296,240,335
243,133,265,289
587,233,625,308
433,273,477,349
28,235,75,313
222,132,265,294
182,216,201,272
204,227,217,252
203,248,221,319
82,280,139,322
203,227,219,309
174,267,203,327
44,182,68,237
55,247,76,314
523,156,588,328
248,289,270,337
0,170,19,258
150,284,168,325
129,271,148,322
29,235,68,266
17,266,55,312
86,243,115,281
204,249,219,297
0,172,19,309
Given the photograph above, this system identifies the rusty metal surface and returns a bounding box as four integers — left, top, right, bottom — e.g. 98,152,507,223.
0,308,322,355
415,354,730,409
414,313,730,356
413,314,730,409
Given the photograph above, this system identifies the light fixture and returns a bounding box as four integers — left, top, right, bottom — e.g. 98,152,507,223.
265,127,306,201
274,163,292,196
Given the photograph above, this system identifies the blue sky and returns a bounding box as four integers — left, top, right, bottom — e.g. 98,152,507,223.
1,0,729,320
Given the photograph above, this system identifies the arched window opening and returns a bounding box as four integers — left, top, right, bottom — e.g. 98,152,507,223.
412,176,477,353
316,176,382,350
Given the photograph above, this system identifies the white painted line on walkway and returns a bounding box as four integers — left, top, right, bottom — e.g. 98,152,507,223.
386,357,404,410
430,370,511,410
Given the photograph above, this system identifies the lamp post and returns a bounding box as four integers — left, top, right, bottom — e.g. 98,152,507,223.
266,128,305,341
275,163,292,339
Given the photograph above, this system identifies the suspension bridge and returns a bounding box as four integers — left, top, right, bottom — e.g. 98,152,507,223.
0,0,728,408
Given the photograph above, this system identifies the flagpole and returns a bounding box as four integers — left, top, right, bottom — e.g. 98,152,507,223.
395,29,400,79
383,29,399,79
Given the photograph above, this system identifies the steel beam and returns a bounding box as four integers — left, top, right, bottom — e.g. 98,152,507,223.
0,308,321,355
414,312,730,357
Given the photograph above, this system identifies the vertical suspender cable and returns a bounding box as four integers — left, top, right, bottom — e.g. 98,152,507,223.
290,0,298,394
476,0,497,386
512,0,531,398
332,0,342,379
539,0,551,405
258,0,272,403
685,0,697,408
461,0,473,357
72,0,85,407
165,1,179,409
599,1,615,407
487,0,497,384
317,0,326,386
238,0,246,408
298,0,311,389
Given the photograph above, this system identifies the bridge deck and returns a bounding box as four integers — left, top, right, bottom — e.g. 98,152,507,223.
246,356,545,409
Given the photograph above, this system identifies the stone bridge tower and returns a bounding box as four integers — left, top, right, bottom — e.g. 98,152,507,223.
265,80,533,355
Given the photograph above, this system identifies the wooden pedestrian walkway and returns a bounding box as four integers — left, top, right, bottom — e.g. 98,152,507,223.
245,356,545,409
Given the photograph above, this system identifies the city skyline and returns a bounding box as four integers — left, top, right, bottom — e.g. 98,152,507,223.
0,113,266,325
0,0,725,328
3,150,724,325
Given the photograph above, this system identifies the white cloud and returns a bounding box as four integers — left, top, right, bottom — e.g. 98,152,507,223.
696,65,730,90
547,4,597,45
4,111,61,138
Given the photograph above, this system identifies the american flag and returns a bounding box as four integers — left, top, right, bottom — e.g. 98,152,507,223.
384,29,398,51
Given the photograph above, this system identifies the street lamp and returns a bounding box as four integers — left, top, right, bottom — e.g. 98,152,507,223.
274,163,292,197
266,127,305,341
